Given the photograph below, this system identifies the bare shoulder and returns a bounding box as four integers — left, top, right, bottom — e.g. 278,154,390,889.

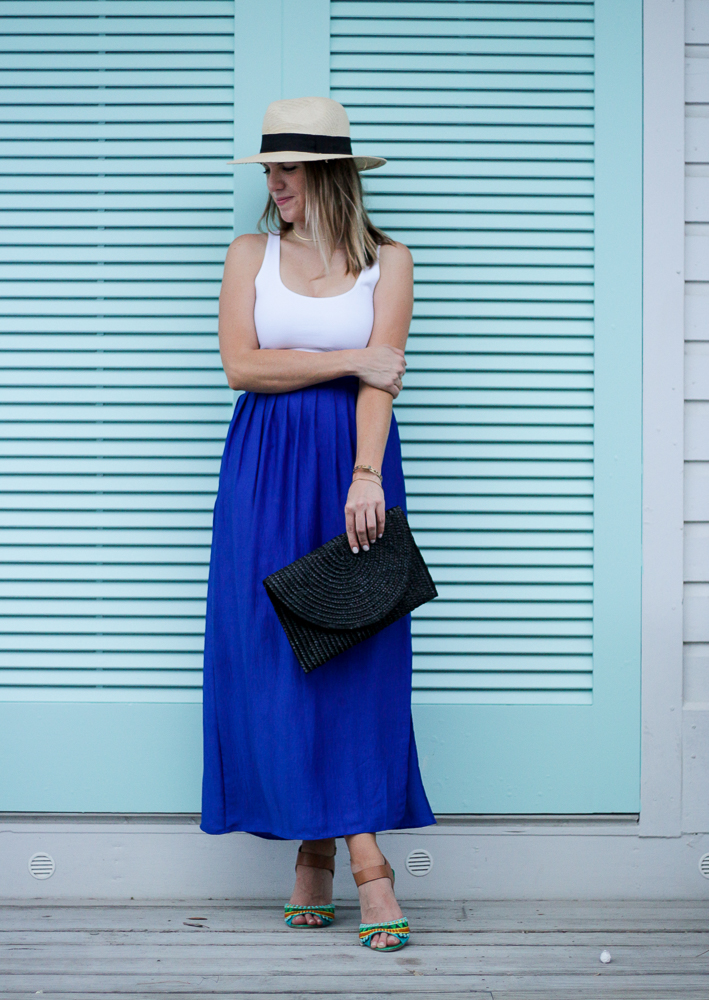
223,233,268,282
378,240,414,276
227,232,267,262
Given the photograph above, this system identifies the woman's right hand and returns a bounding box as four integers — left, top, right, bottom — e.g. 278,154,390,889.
355,345,407,397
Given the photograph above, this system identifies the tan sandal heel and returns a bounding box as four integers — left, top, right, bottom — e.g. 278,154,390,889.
284,845,336,927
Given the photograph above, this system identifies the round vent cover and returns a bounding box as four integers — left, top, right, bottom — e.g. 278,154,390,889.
28,853,55,880
699,853,709,879
406,849,433,877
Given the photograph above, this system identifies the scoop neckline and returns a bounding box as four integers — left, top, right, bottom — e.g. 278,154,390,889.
274,232,367,300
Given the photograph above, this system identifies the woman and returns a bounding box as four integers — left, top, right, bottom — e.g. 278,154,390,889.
200,97,435,952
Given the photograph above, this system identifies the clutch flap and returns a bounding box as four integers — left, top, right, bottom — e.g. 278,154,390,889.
263,506,413,630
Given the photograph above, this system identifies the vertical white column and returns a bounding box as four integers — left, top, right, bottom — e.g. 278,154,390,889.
640,0,686,837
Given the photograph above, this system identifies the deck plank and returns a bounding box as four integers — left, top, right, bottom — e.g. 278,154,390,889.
3,929,709,946
3,899,709,931
2,975,709,997
0,900,706,999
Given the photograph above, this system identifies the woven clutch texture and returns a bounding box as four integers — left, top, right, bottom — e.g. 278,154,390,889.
263,505,438,673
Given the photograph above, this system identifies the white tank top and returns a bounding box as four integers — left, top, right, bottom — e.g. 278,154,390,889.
253,231,380,352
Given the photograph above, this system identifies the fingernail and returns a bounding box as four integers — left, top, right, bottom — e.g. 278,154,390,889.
363,544,369,551
352,547,358,554
378,533,383,538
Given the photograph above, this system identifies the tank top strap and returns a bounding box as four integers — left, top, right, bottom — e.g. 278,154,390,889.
263,231,280,274
254,230,280,291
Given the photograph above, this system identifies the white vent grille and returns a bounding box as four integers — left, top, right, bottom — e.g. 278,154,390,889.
28,852,55,880
699,853,709,879
406,849,433,877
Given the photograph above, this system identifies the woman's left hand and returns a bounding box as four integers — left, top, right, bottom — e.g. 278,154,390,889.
345,477,385,553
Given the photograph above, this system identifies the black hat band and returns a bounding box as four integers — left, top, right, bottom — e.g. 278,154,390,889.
259,132,353,156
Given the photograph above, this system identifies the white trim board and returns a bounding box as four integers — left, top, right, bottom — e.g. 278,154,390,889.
2,823,709,900
640,0,686,837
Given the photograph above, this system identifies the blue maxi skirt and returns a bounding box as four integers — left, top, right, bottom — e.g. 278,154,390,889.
200,375,436,840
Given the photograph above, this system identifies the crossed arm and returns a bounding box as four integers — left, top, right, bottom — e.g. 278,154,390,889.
217,235,414,549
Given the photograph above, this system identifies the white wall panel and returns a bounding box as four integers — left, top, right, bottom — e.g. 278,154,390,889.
684,11,709,717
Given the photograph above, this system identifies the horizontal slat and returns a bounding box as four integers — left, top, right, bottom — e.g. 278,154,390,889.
685,588,709,641
5,2,234,13
332,71,594,91
0,635,204,651
686,57,709,102
685,463,709,520
2,35,235,54
1,56,235,74
410,691,592,704
0,688,202,703
686,117,709,163
0,670,203,688
0,87,236,109
685,523,709,583
369,194,594,213
338,88,594,109
411,673,592,690
0,564,208,580
332,3,593,19
352,106,595,125
0,582,206,597
398,406,592,424
686,345,709,399
352,124,593,143
0,545,212,561
332,16,593,37
686,402,709,459
687,0,709,43
413,635,592,653
2,16,235,34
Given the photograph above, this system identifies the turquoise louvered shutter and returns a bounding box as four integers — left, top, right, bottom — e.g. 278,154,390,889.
332,0,642,812
0,1,235,810
0,0,641,816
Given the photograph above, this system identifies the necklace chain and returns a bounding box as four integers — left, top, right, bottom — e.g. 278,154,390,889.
291,228,316,242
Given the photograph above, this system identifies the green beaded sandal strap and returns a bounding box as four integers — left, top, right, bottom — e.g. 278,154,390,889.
359,917,410,950
284,845,337,928
284,904,335,927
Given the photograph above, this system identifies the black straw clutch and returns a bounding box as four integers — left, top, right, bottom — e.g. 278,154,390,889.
263,505,438,673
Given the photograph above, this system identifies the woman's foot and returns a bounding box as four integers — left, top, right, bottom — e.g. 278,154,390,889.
287,839,336,926
347,833,404,949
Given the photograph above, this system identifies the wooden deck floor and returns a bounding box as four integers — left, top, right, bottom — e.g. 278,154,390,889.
1,899,708,999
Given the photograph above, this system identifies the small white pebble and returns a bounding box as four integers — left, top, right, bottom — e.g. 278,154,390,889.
600,949,611,964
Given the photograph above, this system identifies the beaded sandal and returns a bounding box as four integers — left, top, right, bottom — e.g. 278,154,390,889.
284,845,336,927
354,857,410,952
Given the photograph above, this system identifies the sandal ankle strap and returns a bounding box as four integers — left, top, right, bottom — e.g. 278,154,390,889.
353,858,394,888
295,845,336,875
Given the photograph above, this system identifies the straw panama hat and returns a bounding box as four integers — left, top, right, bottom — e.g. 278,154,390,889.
227,96,386,172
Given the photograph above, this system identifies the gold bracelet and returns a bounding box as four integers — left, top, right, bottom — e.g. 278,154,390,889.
353,464,382,481
352,472,383,488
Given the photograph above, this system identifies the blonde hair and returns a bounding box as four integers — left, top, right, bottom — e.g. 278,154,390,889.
258,159,394,276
